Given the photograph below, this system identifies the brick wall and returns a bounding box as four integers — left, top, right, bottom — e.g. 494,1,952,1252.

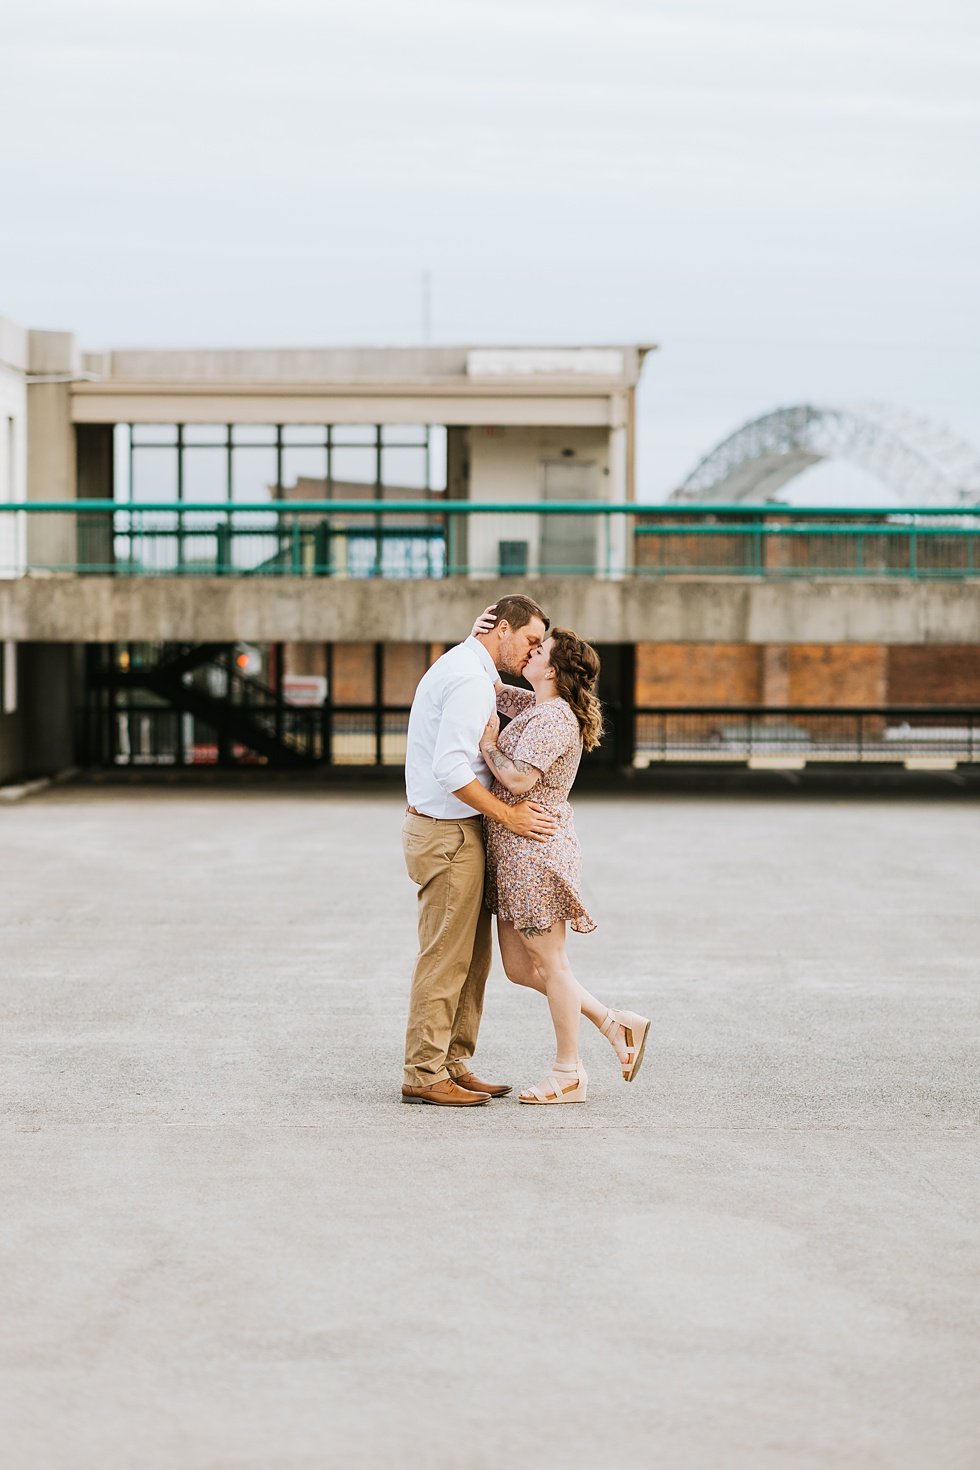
634,642,977,707
287,640,978,712
636,644,762,705
331,643,376,704
888,646,980,704
785,645,887,706
332,643,440,704
383,644,434,704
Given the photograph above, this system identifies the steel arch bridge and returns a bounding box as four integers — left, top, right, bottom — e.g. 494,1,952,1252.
672,404,980,506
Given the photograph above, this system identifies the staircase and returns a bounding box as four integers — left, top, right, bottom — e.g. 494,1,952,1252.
92,644,317,767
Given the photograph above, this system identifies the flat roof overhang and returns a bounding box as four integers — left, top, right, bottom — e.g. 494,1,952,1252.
69,379,630,427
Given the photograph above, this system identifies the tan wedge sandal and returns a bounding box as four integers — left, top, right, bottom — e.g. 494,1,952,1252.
518,1061,588,1105
600,1009,651,1083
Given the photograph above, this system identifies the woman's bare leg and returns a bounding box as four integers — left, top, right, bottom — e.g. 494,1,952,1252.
511,921,586,1070
496,919,629,1064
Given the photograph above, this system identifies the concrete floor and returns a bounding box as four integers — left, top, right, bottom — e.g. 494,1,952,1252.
2,785,979,1470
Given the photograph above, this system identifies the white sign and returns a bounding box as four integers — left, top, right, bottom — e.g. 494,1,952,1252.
283,674,328,707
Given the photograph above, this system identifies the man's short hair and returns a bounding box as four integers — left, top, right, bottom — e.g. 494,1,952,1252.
489,594,549,633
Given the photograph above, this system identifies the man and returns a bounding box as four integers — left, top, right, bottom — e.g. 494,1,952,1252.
401,594,558,1107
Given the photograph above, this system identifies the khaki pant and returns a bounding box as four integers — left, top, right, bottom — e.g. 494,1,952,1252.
402,811,493,1088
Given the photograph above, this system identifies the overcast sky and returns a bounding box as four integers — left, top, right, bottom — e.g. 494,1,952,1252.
2,0,978,499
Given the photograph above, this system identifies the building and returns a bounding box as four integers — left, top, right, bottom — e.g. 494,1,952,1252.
1,312,978,782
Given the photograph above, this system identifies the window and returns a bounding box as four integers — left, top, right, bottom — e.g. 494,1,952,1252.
117,423,447,500
112,423,448,577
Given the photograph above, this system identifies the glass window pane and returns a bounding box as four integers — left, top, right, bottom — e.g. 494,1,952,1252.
381,424,428,445
232,425,277,445
381,447,427,492
283,425,326,446
182,424,228,446
282,447,328,496
130,424,178,445
131,447,178,501
183,448,228,503
332,446,377,490
231,447,277,503
332,425,377,446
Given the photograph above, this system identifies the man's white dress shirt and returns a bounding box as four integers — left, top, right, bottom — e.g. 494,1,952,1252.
405,637,498,819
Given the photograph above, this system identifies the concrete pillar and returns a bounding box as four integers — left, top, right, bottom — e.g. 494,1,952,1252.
27,331,79,570
606,402,628,580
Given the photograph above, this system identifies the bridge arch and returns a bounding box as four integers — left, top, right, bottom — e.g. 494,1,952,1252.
672,404,980,507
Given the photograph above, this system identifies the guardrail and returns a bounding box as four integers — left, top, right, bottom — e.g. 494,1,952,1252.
634,706,980,766
85,699,980,769
2,501,980,578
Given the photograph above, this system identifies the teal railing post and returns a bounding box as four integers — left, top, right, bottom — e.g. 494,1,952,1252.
290,514,301,576
313,520,329,576
910,520,917,579
216,519,231,574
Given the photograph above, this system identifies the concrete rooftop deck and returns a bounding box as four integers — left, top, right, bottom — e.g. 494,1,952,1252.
2,786,979,1468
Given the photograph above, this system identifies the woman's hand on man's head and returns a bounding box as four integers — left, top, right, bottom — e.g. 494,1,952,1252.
470,604,497,638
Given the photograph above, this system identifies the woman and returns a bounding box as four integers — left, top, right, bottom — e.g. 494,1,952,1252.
478,622,651,1105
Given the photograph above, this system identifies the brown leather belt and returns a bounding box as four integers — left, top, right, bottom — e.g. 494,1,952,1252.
406,805,479,821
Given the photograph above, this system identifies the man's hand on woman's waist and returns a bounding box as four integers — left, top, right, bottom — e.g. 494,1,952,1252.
451,778,558,842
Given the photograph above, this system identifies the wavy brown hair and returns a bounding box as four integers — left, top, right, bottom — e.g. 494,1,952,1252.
548,628,603,752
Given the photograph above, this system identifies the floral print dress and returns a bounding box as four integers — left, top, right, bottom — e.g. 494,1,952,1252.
484,686,596,936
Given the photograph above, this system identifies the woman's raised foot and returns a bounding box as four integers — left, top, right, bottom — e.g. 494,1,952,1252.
599,1009,651,1083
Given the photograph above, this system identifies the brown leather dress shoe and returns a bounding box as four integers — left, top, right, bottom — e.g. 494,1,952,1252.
453,1072,513,1098
401,1078,491,1106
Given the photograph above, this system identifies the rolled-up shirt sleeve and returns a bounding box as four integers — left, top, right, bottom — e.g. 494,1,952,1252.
432,677,493,794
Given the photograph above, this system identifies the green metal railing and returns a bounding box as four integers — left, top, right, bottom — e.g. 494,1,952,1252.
1,500,979,578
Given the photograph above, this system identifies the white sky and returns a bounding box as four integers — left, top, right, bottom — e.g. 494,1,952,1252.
2,0,978,499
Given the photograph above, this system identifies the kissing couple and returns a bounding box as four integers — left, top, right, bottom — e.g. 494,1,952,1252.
400,593,650,1108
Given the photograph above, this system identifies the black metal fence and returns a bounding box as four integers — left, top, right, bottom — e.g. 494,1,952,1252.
634,707,980,766
81,697,980,771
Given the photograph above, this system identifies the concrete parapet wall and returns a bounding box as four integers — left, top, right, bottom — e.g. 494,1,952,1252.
1,576,979,645
0,316,29,374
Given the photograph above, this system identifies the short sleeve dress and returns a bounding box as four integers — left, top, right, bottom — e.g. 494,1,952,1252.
484,686,596,936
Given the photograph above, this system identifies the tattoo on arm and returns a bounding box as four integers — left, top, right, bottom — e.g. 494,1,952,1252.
484,743,540,792
487,745,531,776
496,685,534,716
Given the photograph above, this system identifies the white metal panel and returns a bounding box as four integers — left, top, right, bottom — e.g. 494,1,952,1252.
467,349,624,378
